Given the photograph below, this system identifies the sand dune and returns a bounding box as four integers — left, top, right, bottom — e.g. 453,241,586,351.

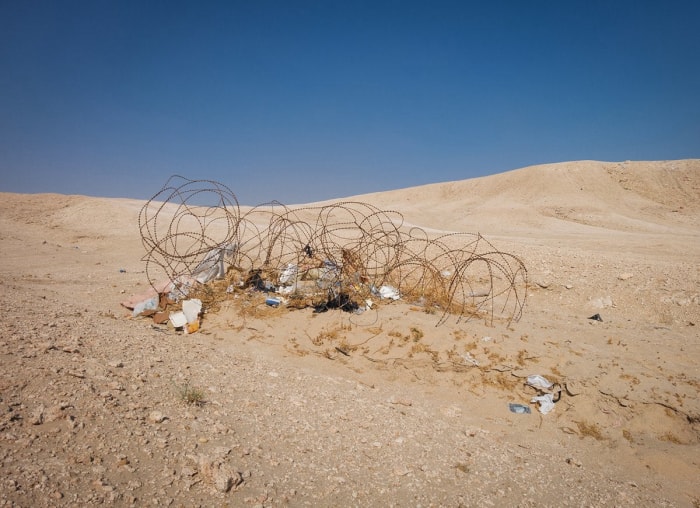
353,159,700,234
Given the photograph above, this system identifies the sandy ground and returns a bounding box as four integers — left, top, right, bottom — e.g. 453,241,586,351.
1,159,698,507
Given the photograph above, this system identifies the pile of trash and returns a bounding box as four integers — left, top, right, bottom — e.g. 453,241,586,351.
123,176,528,331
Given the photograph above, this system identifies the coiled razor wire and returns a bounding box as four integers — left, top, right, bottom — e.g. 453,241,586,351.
139,176,528,326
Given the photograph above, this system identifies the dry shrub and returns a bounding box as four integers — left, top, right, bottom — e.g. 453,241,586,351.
659,432,683,444
410,327,424,341
481,372,520,391
309,327,341,347
177,381,205,406
575,420,605,440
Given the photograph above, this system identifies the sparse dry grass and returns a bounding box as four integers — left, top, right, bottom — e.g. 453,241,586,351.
659,432,683,444
481,372,519,391
622,429,634,443
575,420,605,441
176,380,205,406
309,327,341,346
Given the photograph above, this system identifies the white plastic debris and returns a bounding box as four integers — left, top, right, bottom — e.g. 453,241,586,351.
132,295,158,317
376,285,400,300
279,264,298,285
192,243,237,283
182,299,202,324
169,311,187,328
461,352,479,366
526,375,554,390
531,393,556,414
277,284,296,295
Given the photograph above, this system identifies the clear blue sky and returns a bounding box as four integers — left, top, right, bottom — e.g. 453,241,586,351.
1,1,698,205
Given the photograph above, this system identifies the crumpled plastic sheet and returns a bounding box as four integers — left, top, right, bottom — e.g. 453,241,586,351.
531,393,556,414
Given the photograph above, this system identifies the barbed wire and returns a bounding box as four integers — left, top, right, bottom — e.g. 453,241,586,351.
139,176,527,325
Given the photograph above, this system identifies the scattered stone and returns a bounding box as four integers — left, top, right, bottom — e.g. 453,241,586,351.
30,405,45,425
196,455,243,493
108,381,125,391
181,466,197,478
108,360,124,368
617,273,633,280
148,411,166,424
44,404,65,423
565,457,582,467
213,464,240,493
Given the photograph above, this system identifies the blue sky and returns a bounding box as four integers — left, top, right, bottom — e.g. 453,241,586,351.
1,1,698,205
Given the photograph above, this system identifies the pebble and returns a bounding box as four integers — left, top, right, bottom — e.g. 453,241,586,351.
148,411,166,424
213,465,240,493
30,405,45,425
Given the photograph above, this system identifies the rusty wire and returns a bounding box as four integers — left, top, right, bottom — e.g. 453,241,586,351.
139,176,527,325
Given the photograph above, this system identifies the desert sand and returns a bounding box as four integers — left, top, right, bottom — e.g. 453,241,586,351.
1,159,698,506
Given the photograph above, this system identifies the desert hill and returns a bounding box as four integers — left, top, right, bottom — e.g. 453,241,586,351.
2,159,699,239
352,159,700,236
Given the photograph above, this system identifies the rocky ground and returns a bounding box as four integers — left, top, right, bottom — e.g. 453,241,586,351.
1,161,699,506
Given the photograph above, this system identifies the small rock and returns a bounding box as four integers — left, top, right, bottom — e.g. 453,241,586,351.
565,284,573,290
30,405,45,425
181,466,197,478
566,457,582,467
387,396,412,406
213,466,237,493
108,360,124,368
44,405,65,423
617,273,633,281
108,381,125,391
148,411,166,424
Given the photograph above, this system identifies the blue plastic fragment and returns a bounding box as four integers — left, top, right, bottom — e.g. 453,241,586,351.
265,297,281,307
508,403,531,414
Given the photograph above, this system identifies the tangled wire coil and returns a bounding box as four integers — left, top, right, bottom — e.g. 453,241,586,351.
139,176,528,326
